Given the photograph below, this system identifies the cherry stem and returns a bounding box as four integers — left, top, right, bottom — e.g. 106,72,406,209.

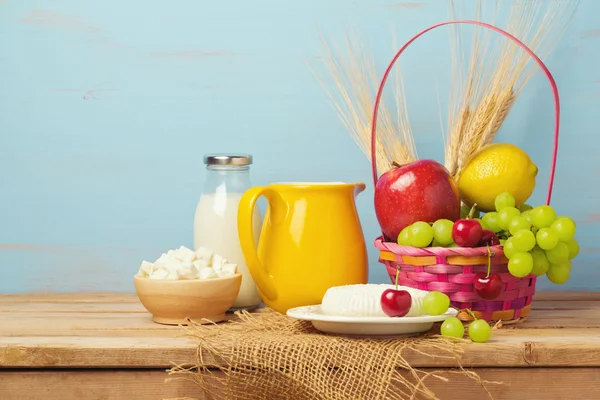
467,203,478,219
394,266,400,290
486,245,492,278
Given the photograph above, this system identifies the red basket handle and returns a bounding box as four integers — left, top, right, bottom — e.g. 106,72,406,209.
370,20,560,205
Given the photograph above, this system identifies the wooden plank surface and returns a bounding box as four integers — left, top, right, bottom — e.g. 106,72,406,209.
1,292,600,369
2,368,600,400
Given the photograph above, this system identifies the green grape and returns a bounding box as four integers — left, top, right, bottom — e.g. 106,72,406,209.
508,252,534,278
503,237,518,259
566,239,580,259
531,226,539,235
468,319,491,343
536,227,558,250
495,192,516,212
508,216,532,236
447,242,460,248
546,261,572,284
409,222,434,248
512,230,536,252
423,291,450,316
474,217,489,231
545,242,569,263
522,210,534,224
498,207,520,230
530,246,550,276
519,203,533,212
432,219,454,246
482,212,502,233
397,226,411,245
440,317,465,339
499,239,507,245
531,205,557,229
431,239,442,247
550,217,576,242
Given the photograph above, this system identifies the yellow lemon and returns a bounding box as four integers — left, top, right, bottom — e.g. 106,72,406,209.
458,143,538,212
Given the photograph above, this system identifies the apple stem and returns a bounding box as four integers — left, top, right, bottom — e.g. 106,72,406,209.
394,266,400,290
486,245,492,278
467,203,478,219
391,161,404,169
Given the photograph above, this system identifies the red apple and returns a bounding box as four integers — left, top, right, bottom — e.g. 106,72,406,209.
374,160,461,241
473,273,503,300
380,289,412,317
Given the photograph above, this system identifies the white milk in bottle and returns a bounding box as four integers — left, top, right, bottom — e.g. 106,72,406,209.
193,154,262,309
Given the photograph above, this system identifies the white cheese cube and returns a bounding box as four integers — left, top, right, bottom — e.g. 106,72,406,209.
155,253,169,264
177,262,199,280
153,262,166,272
139,261,155,276
211,254,226,271
195,246,213,261
166,270,179,280
164,257,182,272
181,251,196,264
149,268,169,280
166,249,177,259
217,263,238,277
175,246,196,262
193,259,209,270
197,266,218,280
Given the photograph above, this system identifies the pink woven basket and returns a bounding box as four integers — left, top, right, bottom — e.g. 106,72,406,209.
370,20,561,323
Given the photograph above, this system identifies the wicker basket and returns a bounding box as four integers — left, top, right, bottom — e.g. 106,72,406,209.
376,240,534,322
369,20,560,323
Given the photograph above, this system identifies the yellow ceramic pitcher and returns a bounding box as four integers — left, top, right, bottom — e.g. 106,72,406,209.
237,182,368,314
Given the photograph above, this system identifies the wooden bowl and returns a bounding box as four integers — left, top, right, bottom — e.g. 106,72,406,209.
133,273,242,325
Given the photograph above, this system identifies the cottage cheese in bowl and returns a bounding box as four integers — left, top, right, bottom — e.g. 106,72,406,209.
136,245,238,280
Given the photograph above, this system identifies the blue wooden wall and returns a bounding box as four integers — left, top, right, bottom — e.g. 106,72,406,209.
1,0,598,293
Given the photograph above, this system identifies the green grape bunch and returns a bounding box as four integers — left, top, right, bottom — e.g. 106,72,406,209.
394,190,579,286
482,191,579,285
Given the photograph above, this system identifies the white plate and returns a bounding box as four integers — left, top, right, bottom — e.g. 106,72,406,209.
287,305,458,337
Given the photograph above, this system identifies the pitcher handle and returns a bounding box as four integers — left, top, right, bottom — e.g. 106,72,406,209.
237,186,279,301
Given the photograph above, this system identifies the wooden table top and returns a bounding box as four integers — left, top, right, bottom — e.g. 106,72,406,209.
2,292,600,369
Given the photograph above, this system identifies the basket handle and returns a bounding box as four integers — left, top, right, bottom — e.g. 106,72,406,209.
370,20,560,206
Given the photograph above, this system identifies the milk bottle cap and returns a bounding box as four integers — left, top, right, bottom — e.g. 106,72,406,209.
203,154,253,166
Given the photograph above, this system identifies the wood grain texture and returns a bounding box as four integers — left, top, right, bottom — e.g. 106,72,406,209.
2,292,600,370
1,368,600,400
2,292,600,399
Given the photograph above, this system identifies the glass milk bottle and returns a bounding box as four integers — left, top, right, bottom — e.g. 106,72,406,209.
193,154,262,310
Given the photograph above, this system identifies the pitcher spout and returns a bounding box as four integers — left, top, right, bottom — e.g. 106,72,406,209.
353,182,366,198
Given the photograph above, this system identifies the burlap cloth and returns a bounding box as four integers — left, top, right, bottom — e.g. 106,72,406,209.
167,309,499,400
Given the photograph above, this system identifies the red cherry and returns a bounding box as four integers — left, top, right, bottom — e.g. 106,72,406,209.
479,229,500,247
473,273,503,300
380,289,412,317
452,219,483,247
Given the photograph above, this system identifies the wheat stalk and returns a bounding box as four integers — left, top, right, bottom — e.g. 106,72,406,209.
314,32,417,175
313,0,576,180
446,0,578,178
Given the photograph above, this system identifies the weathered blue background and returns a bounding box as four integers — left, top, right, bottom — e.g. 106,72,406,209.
1,1,598,293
